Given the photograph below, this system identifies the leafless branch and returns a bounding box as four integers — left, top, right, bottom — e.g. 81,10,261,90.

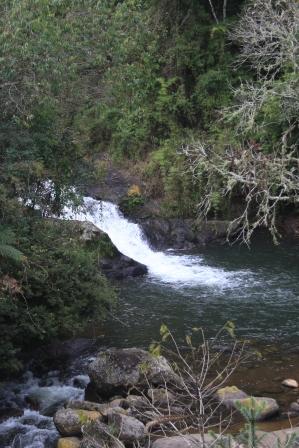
230,0,299,78
182,142,299,245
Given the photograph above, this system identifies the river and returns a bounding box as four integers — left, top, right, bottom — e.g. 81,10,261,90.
1,198,299,447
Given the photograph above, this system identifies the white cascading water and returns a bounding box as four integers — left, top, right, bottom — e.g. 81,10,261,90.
64,197,238,287
0,371,89,448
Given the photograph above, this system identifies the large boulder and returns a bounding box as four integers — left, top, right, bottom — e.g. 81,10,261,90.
235,397,279,421
215,386,248,407
138,218,239,250
54,408,101,436
215,387,279,421
107,413,145,443
88,348,180,399
151,434,241,448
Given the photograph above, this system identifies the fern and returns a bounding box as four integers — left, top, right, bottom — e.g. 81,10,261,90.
0,227,24,263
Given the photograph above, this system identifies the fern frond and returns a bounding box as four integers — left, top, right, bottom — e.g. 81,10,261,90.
0,244,24,262
0,227,15,246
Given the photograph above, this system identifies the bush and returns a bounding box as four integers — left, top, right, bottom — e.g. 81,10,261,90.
0,219,116,377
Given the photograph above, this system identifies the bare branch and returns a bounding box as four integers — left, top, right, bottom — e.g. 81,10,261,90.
230,0,299,77
182,142,299,245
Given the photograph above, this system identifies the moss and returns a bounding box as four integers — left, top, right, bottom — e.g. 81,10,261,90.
217,386,242,398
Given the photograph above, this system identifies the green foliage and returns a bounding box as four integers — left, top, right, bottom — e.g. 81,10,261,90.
120,195,145,215
0,220,116,377
235,397,266,448
0,1,120,377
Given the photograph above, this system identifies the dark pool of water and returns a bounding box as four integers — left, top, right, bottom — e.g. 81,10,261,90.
102,234,299,350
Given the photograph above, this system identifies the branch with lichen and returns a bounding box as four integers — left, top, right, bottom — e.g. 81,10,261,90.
182,142,299,245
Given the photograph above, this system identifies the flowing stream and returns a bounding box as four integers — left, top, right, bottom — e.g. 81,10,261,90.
1,198,299,447
66,197,247,287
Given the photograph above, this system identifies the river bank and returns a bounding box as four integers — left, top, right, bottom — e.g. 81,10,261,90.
2,345,299,448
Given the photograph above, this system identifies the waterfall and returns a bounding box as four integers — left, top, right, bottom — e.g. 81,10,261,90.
64,197,238,287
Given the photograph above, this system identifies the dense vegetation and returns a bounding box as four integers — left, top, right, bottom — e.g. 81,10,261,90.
0,0,298,375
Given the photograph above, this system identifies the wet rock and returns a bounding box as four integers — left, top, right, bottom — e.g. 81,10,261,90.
138,218,238,250
100,254,147,280
57,437,81,448
54,408,101,436
139,218,195,250
81,420,125,448
107,413,145,443
282,378,298,388
88,348,180,399
72,375,90,389
31,337,96,373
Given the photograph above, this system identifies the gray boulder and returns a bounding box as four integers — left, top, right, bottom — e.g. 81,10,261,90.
233,397,279,421
88,348,180,399
108,413,145,443
215,387,279,421
54,408,101,436
215,386,248,407
289,402,299,414
151,434,242,448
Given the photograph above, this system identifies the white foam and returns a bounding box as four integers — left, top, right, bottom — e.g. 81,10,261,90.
63,198,241,287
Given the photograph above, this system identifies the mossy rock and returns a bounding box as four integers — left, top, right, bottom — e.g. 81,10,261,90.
215,386,248,404
57,437,81,448
54,408,101,436
235,397,279,421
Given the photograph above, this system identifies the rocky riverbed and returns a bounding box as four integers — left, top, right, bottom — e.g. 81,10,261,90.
3,347,299,448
